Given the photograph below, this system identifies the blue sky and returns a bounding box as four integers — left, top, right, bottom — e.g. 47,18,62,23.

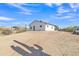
0,3,79,28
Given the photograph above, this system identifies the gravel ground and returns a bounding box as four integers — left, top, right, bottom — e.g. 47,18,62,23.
0,31,79,56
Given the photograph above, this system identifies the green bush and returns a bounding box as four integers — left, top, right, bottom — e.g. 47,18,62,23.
65,28,74,32
16,29,26,33
1,30,12,35
64,26,76,32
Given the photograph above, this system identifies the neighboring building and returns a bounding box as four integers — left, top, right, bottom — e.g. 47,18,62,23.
29,20,57,31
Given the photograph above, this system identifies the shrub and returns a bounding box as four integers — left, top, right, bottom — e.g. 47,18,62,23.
15,29,26,33
12,26,27,33
1,30,12,35
54,25,59,30
63,26,76,32
12,26,20,30
65,28,74,32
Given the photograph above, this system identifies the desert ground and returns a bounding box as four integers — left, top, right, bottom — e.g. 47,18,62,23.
0,31,79,56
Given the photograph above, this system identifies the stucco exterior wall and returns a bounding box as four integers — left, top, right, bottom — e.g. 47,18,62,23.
45,25,55,31
30,21,55,31
30,21,46,31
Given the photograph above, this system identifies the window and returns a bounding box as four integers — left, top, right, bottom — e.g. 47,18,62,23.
47,25,49,27
40,25,42,27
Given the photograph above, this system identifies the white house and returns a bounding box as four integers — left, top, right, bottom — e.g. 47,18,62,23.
29,20,57,31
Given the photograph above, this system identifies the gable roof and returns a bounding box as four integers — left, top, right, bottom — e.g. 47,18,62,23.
30,20,56,26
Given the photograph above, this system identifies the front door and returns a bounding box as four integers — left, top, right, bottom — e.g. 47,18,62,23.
33,26,35,31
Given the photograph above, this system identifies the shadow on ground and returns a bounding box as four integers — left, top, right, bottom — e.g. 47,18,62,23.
11,40,50,56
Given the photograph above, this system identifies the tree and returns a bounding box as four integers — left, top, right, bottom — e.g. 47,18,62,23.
64,26,79,32
54,25,59,30
12,26,20,30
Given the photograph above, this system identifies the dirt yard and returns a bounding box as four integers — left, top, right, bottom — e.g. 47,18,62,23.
0,31,79,56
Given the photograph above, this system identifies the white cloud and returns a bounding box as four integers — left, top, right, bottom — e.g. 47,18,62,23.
0,16,15,21
18,12,32,15
14,3,27,6
69,3,79,8
69,3,79,12
44,3,53,7
54,3,63,6
60,15,72,19
56,15,73,19
56,3,79,14
57,6,70,14
7,3,32,15
45,3,63,7
50,12,77,22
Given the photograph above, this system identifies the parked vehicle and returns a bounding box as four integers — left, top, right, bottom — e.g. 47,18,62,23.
73,28,79,34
